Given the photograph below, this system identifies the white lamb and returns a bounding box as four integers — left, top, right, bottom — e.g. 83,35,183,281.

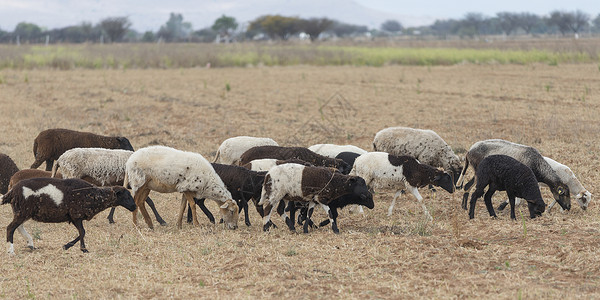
214,136,278,165
308,144,368,158
125,145,239,230
52,148,131,185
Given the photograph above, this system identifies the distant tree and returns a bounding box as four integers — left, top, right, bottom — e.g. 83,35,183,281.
301,18,333,41
459,12,485,38
158,13,193,42
329,21,368,37
212,15,238,37
193,28,217,43
496,12,519,35
381,20,403,33
516,12,541,34
593,14,600,33
14,22,42,42
141,31,156,42
248,15,302,40
430,19,460,36
100,16,131,42
547,10,589,35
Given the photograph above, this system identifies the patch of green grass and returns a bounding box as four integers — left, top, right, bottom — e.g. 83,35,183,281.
285,248,297,256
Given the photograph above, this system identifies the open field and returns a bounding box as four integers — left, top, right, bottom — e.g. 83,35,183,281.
0,62,599,298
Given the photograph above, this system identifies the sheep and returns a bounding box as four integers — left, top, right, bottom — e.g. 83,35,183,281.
258,164,373,233
497,156,592,212
372,127,463,184
349,152,455,220
51,148,166,225
186,163,267,227
239,146,351,174
456,139,571,212
241,158,313,172
8,169,63,191
213,136,278,165
1,177,136,255
30,128,135,171
0,154,20,194
468,155,546,220
308,144,368,158
124,145,239,230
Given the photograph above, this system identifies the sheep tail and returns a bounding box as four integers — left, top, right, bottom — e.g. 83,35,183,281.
123,170,130,189
1,192,11,205
51,161,59,178
213,149,221,163
32,139,38,159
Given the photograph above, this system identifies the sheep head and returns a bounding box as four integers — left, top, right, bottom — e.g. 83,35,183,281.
219,199,239,229
112,186,136,212
576,191,592,211
346,176,373,209
432,170,455,194
552,185,571,211
526,198,546,218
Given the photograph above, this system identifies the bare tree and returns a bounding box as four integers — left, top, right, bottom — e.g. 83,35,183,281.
516,12,540,34
496,12,519,35
547,10,589,35
100,17,131,43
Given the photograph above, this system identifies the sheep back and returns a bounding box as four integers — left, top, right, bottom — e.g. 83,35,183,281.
0,153,20,194
214,136,278,165
308,144,368,158
239,146,348,172
57,148,132,185
9,169,62,191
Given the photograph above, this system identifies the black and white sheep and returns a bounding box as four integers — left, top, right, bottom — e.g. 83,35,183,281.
372,127,463,184
124,145,239,230
186,163,267,227
468,155,546,220
213,136,278,165
1,177,136,254
51,148,166,225
457,139,571,211
308,144,368,158
241,158,314,172
258,164,373,233
239,145,351,174
0,153,20,194
497,156,592,212
30,128,135,171
349,152,455,220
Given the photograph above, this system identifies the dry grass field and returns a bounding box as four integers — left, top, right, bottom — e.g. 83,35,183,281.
0,62,599,298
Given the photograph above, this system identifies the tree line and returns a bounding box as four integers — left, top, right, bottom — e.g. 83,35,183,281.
1,10,599,44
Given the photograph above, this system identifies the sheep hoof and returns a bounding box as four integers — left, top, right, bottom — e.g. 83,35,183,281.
159,221,168,226
81,248,89,253
107,217,116,224
387,211,393,217
28,246,35,251
245,221,251,227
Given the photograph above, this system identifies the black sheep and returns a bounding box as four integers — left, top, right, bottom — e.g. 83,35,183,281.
238,145,351,174
468,155,546,220
2,178,136,254
0,153,20,194
30,128,135,171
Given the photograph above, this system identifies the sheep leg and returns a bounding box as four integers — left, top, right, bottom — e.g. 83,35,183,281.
262,203,275,232
469,187,485,219
320,204,339,234
184,193,200,226
547,200,557,212
461,177,476,210
188,198,215,224
508,193,517,220
6,217,26,255
44,159,54,172
303,202,316,233
387,190,403,216
133,187,153,229
483,188,497,218
497,201,509,211
408,185,432,221
76,219,88,253
145,197,167,226
16,224,34,250
281,200,296,232
107,207,117,224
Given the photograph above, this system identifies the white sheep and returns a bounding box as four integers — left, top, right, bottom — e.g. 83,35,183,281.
213,136,278,165
125,145,239,230
372,127,463,184
499,156,592,212
349,152,454,221
51,148,166,225
308,144,368,158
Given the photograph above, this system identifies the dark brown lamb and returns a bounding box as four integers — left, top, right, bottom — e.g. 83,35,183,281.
30,128,135,171
239,146,351,174
0,153,20,194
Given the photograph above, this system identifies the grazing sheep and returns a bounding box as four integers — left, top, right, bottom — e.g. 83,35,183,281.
31,128,134,171
0,154,20,194
497,156,592,212
51,148,166,225
308,144,368,158
241,158,313,172
187,163,267,226
2,178,136,255
124,145,239,230
258,164,373,233
457,139,571,211
350,152,454,220
8,169,63,191
239,146,351,174
335,152,363,168
468,155,546,220
372,127,463,184
213,136,278,165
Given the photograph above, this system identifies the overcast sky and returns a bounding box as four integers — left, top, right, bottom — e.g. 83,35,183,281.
0,0,598,32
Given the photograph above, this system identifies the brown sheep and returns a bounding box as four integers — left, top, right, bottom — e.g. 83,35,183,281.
30,128,134,171
9,169,63,191
0,154,20,194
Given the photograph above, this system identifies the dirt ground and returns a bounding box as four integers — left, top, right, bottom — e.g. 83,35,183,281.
0,63,599,299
